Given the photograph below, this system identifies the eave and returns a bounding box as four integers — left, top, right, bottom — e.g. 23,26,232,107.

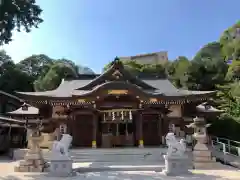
0,90,24,103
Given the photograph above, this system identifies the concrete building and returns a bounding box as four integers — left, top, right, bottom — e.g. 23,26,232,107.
120,51,168,65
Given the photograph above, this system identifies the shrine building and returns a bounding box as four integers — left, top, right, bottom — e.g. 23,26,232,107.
14,58,219,148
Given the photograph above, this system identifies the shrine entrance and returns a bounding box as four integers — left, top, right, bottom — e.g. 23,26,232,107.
100,109,136,148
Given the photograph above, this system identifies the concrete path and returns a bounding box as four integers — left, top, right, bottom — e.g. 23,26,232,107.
212,148,240,168
1,159,240,180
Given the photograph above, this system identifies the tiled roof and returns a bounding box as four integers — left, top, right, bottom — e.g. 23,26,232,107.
16,78,215,98
15,59,215,98
142,79,179,94
16,79,92,97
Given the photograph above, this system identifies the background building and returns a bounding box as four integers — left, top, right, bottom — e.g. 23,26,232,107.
119,51,168,65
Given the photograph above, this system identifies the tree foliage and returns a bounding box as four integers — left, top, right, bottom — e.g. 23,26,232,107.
220,21,240,61
0,0,43,45
0,51,95,92
34,60,78,91
166,56,190,87
0,51,34,93
184,42,228,90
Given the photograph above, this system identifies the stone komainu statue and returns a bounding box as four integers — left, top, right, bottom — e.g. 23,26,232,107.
51,134,73,156
165,132,186,156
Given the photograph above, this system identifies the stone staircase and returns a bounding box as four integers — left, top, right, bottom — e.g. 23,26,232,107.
12,147,195,171
12,148,167,163
46,148,167,163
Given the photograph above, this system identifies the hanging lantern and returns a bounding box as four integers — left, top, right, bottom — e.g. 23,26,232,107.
103,113,106,122
129,110,132,120
112,112,115,121
121,111,124,120
172,124,176,133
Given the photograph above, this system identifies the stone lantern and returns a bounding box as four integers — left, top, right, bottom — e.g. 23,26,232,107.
187,116,211,144
14,119,47,172
186,117,219,169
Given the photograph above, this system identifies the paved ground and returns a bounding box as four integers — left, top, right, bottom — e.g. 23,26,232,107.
1,159,240,180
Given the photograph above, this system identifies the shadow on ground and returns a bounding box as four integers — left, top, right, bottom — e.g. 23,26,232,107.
0,171,224,180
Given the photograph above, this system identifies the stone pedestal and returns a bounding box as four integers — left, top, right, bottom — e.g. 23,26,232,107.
162,155,190,176
47,152,76,177
193,142,218,169
14,136,46,172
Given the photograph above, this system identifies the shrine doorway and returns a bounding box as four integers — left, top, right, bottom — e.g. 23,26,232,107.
100,110,136,148
71,113,94,147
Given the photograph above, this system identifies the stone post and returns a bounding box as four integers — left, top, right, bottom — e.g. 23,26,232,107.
92,114,97,148
138,113,144,148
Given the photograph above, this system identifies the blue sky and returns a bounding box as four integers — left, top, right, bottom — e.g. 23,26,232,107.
1,0,240,73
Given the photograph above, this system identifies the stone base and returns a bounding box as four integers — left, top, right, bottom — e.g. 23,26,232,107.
14,159,46,172
161,169,192,176
193,142,220,169
161,155,190,176
48,153,75,177
14,149,47,172
46,171,77,177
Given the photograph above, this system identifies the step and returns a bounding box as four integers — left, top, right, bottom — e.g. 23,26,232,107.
46,149,166,163
12,148,168,163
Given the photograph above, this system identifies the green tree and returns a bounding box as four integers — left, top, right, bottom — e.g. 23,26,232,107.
220,21,240,60
184,42,228,90
17,54,53,79
34,61,78,91
194,42,223,61
216,83,240,121
0,0,43,45
0,51,34,93
0,50,11,64
166,56,190,88
226,60,240,81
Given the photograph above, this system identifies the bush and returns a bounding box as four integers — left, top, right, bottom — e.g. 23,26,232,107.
209,115,240,141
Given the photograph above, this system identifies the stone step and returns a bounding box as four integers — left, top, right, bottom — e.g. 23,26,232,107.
12,148,168,163
45,150,166,163
193,162,223,169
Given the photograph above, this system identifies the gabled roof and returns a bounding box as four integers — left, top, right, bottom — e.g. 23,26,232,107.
76,57,156,90
15,57,215,100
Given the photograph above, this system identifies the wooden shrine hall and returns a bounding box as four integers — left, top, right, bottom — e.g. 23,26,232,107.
15,58,220,148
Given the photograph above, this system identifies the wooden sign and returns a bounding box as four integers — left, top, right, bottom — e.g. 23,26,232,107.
107,90,128,95
78,99,86,103
149,98,158,102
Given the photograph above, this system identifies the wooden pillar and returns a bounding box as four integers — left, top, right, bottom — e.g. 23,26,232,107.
158,114,162,145
92,114,97,148
138,113,144,148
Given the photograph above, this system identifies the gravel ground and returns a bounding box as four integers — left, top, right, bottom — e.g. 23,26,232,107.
0,159,240,180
